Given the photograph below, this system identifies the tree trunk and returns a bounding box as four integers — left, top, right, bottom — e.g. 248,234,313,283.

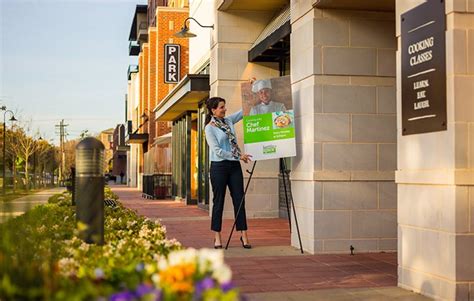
25,158,29,192
12,157,16,193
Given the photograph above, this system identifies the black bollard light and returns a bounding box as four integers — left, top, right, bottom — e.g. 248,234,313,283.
75,137,105,245
71,166,76,205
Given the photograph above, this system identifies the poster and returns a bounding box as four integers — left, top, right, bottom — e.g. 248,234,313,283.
241,76,296,161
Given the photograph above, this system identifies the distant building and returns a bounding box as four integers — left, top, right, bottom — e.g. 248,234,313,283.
97,128,114,173
112,124,128,183
125,3,189,191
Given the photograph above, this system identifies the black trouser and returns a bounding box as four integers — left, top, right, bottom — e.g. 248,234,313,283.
210,160,247,232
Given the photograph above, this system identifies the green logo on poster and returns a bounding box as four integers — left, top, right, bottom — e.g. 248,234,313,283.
263,145,277,154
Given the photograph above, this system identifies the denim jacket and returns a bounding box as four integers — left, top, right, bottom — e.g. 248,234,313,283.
205,110,243,162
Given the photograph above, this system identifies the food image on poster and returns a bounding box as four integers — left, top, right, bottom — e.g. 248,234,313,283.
273,111,293,129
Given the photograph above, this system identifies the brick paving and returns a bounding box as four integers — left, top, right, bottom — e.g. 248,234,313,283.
112,185,430,300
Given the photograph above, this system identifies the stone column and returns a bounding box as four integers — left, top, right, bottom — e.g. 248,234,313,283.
209,1,282,218
290,1,398,253
396,0,474,300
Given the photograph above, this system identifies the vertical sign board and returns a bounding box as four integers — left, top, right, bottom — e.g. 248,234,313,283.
164,44,180,84
241,76,296,161
401,0,446,135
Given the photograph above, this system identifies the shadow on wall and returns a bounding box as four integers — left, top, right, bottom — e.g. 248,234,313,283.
420,281,434,299
289,86,304,170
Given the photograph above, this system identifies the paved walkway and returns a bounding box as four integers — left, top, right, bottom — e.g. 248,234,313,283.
112,186,431,300
0,187,65,222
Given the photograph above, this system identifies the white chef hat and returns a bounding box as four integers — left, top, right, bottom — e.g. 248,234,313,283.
252,79,272,93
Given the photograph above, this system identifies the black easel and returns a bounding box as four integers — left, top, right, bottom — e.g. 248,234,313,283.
279,158,304,254
224,159,304,254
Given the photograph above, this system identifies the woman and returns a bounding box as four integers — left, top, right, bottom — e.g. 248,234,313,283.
204,97,252,249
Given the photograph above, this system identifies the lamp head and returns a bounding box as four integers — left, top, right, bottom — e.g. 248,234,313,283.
174,25,197,38
9,115,17,122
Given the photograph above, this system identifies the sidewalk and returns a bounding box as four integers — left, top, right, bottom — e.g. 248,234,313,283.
112,186,431,300
0,187,65,222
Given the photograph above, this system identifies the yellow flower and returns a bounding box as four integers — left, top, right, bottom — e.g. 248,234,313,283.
77,221,89,232
170,281,193,293
159,263,196,294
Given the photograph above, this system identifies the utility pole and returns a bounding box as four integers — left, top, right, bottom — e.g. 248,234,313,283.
55,120,68,186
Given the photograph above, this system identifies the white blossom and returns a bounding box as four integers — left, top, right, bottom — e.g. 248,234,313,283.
212,264,232,284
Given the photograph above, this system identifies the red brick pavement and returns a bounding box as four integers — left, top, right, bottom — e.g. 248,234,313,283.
112,186,398,294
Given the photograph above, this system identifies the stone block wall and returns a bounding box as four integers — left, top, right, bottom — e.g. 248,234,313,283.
396,0,474,299
290,1,397,253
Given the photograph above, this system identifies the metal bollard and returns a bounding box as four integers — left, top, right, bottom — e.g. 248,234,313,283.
75,137,105,245
70,166,76,205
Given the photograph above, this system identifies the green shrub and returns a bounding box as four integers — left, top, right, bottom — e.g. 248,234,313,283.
1,192,240,301
0,192,181,300
47,191,71,206
104,186,118,201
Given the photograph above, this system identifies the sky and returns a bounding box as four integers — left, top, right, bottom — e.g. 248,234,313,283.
0,0,146,145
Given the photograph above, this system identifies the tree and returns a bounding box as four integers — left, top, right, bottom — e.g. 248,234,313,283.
34,139,57,187
7,126,40,191
4,120,58,191
5,127,23,192
63,139,79,179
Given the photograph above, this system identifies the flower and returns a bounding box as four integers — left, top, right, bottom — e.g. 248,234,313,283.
135,283,159,298
221,281,234,292
94,268,105,280
135,263,145,272
159,263,196,294
195,277,215,296
151,273,160,285
109,291,134,301
212,264,232,284
197,249,223,274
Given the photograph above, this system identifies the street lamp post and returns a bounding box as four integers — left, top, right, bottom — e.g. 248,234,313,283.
2,109,17,195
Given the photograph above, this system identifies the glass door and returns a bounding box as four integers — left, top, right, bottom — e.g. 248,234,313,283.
171,113,196,204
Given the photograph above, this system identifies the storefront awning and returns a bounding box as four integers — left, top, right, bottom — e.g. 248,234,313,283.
154,74,210,121
248,5,290,62
117,145,130,151
152,132,172,146
126,132,148,144
314,0,394,11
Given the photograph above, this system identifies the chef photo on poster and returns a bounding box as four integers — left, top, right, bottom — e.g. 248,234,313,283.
241,76,296,161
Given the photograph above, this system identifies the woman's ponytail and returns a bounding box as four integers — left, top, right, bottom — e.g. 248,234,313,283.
204,113,213,125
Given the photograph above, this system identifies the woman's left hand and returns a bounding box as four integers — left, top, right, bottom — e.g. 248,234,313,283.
240,153,253,163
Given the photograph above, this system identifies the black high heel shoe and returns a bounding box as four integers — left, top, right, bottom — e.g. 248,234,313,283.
214,239,223,249
240,237,252,249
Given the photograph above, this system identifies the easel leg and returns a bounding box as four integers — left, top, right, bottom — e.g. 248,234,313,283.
281,159,304,254
280,158,292,232
225,161,257,250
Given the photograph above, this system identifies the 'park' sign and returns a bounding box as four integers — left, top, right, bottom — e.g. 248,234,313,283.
164,44,180,84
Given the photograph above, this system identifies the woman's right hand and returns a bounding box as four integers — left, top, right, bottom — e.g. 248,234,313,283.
240,153,253,163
